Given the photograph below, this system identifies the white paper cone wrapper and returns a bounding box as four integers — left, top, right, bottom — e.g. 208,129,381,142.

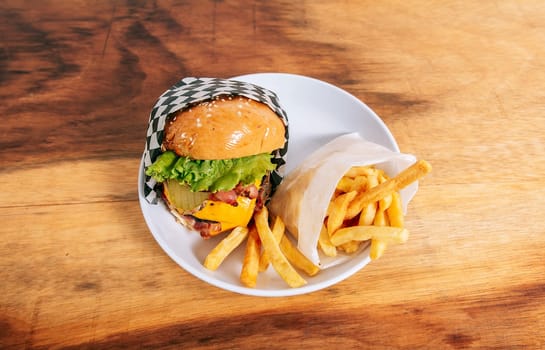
269,133,418,268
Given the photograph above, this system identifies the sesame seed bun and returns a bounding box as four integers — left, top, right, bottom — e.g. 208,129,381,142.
163,95,286,160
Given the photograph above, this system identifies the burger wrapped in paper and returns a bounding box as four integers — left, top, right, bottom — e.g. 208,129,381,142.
143,78,288,238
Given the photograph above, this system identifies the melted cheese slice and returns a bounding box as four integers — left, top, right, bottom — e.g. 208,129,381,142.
193,196,256,232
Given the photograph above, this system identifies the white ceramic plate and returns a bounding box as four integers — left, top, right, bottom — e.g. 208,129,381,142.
138,73,399,297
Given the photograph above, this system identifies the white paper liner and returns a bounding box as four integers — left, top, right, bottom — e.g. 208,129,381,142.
269,132,418,268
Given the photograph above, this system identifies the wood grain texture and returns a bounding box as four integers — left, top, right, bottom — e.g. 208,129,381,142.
1,0,544,349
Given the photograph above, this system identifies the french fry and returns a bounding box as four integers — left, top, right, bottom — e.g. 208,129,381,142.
352,175,369,192
240,226,261,287
336,176,356,193
346,172,379,219
203,226,249,270
378,171,389,184
280,235,320,276
258,215,285,271
370,239,387,260
330,226,409,246
386,191,404,228
255,208,307,288
337,175,368,193
318,224,337,257
358,201,377,226
347,160,431,218
327,190,357,235
258,253,269,272
379,193,393,212
369,198,390,259
339,240,361,254
344,165,376,178
378,172,392,211
373,209,390,227
365,171,380,190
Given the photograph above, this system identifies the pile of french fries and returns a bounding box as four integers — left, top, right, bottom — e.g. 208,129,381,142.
203,207,317,288
320,159,431,260
202,159,431,288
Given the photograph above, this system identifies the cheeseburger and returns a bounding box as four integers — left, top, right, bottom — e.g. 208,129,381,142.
145,95,286,238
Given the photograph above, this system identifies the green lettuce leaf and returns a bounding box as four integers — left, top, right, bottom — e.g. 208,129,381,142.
145,150,277,192
144,150,177,182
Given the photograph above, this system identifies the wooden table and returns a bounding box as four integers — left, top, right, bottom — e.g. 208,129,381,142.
2,1,544,348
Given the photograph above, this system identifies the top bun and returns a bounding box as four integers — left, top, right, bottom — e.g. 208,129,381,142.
163,95,286,160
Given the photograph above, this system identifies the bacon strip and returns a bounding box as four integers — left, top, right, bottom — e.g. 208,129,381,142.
209,190,239,205
208,183,259,206
186,216,222,238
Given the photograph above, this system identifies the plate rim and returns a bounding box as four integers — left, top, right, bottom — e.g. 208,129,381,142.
232,72,400,153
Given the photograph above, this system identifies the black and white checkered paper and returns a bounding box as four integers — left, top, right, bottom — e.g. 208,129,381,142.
143,77,289,204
